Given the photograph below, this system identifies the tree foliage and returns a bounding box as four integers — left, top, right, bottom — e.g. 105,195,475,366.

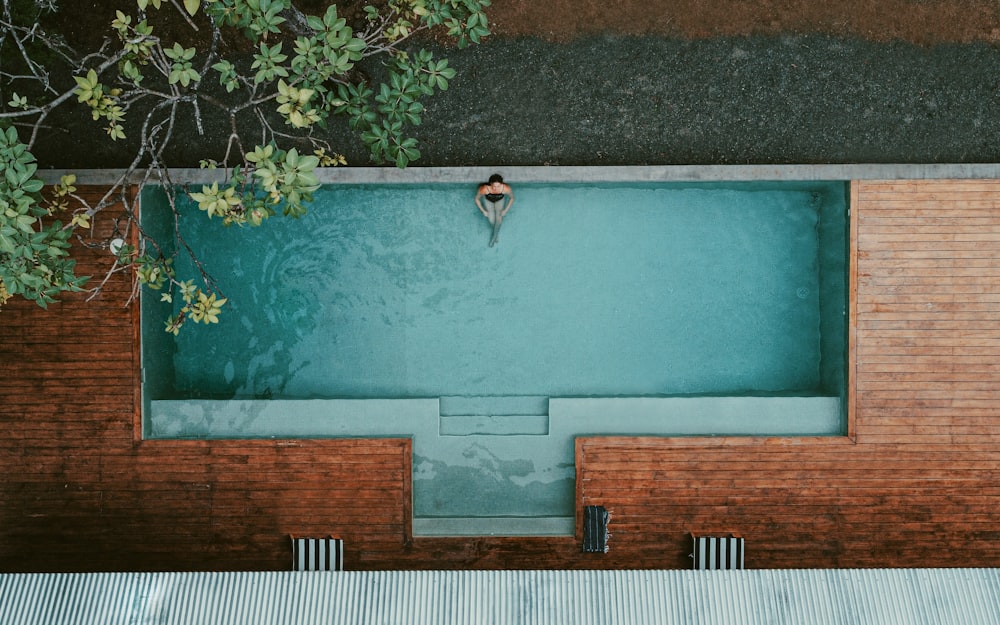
0,0,490,328
0,127,86,310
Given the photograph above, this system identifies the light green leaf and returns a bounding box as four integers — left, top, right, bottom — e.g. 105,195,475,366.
298,155,319,170
71,213,91,229
183,0,200,16
306,15,324,31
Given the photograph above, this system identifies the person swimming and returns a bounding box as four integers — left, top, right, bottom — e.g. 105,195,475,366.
474,173,514,247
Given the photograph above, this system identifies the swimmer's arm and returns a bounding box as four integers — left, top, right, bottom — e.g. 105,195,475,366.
501,189,514,216
474,187,488,215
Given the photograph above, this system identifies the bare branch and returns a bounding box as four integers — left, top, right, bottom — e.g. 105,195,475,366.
166,0,200,31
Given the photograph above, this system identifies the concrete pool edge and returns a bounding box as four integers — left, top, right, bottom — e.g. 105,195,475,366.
37,162,1000,186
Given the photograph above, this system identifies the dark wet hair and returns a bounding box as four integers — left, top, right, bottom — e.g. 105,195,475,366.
488,174,504,184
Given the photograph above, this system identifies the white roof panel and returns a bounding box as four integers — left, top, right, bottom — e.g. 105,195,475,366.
1,569,998,625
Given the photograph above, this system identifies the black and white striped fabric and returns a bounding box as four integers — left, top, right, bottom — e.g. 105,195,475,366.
691,534,745,570
291,537,344,571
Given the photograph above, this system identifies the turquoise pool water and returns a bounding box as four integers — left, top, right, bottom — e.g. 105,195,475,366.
142,180,848,532
144,182,846,401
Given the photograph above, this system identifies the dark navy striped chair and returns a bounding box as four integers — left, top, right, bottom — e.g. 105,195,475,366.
582,505,610,553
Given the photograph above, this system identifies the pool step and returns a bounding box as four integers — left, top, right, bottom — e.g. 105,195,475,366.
439,395,549,417
413,516,573,537
439,396,550,435
439,414,549,436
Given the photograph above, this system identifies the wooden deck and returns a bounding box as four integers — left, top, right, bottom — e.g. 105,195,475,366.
3,180,1000,571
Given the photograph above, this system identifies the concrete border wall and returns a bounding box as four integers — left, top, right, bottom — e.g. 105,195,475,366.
37,163,1000,186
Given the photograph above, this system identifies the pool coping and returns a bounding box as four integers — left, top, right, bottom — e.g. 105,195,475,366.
37,163,1000,186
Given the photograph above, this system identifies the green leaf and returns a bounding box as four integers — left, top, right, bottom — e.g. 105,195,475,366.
21,179,44,193
184,0,200,16
16,214,36,231
71,213,91,229
164,43,181,60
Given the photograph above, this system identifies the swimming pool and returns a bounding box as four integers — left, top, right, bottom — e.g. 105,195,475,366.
141,178,848,533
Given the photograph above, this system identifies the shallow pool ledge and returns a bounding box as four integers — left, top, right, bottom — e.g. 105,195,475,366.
146,398,440,439
549,396,843,437
148,396,842,439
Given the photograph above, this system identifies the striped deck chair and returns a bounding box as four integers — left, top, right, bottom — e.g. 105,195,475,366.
690,533,745,570
291,536,345,571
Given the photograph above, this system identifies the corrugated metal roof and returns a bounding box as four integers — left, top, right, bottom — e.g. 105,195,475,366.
1,569,999,625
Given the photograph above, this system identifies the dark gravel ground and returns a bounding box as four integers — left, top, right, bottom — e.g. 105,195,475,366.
411,35,1000,166
34,34,1000,169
